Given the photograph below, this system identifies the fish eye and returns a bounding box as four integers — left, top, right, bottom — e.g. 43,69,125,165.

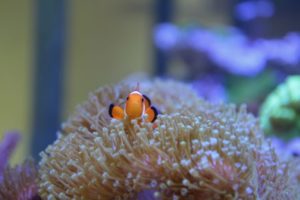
142,98,144,102
126,97,129,101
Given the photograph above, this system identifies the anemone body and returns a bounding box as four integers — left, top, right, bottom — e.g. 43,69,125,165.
39,79,300,200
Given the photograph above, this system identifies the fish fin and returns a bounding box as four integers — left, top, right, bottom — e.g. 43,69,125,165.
109,104,124,120
145,106,158,123
142,94,151,109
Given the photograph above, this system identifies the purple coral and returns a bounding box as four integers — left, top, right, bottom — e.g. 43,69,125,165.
270,137,300,159
154,23,300,76
0,159,40,200
235,0,274,21
287,138,300,157
154,23,179,51
0,132,40,200
0,131,20,179
192,76,227,103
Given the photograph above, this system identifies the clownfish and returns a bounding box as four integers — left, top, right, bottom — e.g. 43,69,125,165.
109,88,158,123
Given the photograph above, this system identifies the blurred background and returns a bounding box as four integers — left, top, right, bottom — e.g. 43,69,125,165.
0,0,299,163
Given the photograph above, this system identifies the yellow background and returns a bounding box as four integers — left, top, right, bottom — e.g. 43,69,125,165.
0,0,226,163
0,1,152,163
0,1,33,164
65,1,152,117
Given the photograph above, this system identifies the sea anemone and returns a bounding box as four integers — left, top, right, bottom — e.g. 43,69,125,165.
39,78,300,199
0,159,40,200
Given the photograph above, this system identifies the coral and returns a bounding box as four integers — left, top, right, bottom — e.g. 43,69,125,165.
0,131,21,178
270,137,300,159
39,79,300,199
154,23,300,76
0,159,40,200
260,75,300,139
0,132,40,200
235,0,274,21
192,76,227,103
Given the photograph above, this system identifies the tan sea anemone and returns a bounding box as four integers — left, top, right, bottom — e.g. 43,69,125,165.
39,78,300,200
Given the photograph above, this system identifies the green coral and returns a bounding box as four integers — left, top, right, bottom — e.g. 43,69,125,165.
260,75,300,139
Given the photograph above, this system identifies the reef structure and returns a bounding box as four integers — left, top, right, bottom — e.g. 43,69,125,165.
39,78,299,200
260,75,300,139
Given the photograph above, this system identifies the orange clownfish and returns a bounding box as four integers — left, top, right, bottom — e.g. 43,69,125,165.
109,90,158,123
